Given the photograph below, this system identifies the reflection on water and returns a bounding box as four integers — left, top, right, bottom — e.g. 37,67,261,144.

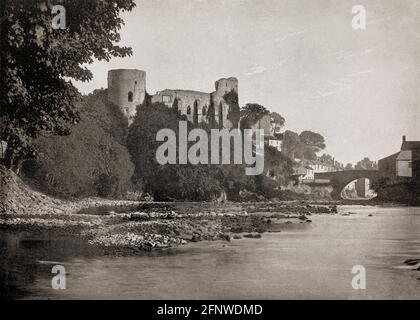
1,206,420,299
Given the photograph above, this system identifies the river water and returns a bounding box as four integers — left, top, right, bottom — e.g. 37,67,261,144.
1,205,419,299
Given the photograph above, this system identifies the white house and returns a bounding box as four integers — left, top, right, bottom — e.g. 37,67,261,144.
396,150,412,177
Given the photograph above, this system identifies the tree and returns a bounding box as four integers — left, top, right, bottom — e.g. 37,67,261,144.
0,0,136,171
264,146,294,186
172,97,179,115
224,90,240,129
282,130,327,161
302,146,318,161
127,101,180,187
319,154,332,164
282,130,303,159
344,163,354,170
355,157,377,170
206,98,217,129
299,131,326,153
298,130,326,160
23,91,134,198
127,100,227,201
239,103,270,129
270,112,285,128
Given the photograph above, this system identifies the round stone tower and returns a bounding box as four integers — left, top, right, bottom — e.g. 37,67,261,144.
213,77,239,128
215,77,238,94
107,69,146,124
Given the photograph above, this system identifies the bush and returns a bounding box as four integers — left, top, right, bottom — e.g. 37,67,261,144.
372,178,420,204
127,100,224,201
23,90,134,199
127,99,294,201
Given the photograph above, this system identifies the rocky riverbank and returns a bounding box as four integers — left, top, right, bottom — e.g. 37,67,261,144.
1,199,340,255
0,166,351,255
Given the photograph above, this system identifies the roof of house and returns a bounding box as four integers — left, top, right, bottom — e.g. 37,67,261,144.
378,152,400,162
397,150,412,160
401,141,420,151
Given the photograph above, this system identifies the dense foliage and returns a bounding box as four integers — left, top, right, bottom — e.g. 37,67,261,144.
0,0,135,171
371,178,420,205
22,91,133,198
282,130,326,161
127,99,293,201
223,90,240,128
239,103,270,129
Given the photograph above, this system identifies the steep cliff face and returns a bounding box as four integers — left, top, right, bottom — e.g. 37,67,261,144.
0,165,66,215
0,166,140,216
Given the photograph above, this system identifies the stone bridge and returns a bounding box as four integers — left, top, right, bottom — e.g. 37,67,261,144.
314,170,381,199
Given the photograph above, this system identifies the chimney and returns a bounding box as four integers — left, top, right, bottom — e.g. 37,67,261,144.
403,135,406,142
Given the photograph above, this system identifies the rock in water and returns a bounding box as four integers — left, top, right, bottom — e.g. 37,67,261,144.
221,234,231,242
404,258,420,266
243,233,262,239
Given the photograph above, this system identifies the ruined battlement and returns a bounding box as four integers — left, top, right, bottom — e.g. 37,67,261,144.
107,69,238,128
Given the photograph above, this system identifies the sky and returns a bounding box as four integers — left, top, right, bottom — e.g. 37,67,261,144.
73,0,420,165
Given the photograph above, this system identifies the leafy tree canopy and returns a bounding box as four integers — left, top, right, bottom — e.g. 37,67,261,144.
239,103,269,129
223,90,240,129
270,112,285,128
23,91,134,198
299,130,326,152
282,130,326,161
0,0,136,170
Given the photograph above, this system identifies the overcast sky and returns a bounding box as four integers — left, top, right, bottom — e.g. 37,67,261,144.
74,0,420,165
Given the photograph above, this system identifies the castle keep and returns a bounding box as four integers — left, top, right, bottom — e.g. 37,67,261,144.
107,69,238,127
107,69,146,121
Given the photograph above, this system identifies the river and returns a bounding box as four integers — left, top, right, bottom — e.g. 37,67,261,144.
1,205,419,299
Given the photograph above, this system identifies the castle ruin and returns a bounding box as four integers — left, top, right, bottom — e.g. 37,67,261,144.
107,69,238,127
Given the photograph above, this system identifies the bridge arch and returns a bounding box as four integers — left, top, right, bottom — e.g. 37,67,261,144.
314,170,381,199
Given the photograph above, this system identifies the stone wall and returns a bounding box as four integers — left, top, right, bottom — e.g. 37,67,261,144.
150,77,239,127
151,89,211,124
378,152,398,181
211,77,238,128
107,69,146,124
108,69,239,128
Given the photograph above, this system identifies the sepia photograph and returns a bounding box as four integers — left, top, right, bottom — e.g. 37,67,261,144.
0,0,420,307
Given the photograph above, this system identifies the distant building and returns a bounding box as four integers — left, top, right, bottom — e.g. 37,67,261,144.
107,69,239,127
292,158,343,184
248,114,284,152
397,136,420,178
151,77,239,128
378,136,420,180
378,152,398,179
303,159,342,174
355,157,378,170
292,165,314,183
